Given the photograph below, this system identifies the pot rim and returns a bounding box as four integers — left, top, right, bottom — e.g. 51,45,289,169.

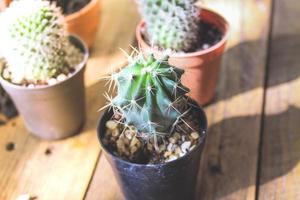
97,104,208,167
136,7,230,58
65,0,100,22
0,35,89,91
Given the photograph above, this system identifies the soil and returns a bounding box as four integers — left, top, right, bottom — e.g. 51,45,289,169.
102,98,205,164
196,20,223,51
143,20,223,53
51,0,91,15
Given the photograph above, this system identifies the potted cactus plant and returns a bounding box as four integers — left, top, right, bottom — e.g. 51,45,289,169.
0,0,88,140
97,52,207,200
2,0,101,48
135,0,229,105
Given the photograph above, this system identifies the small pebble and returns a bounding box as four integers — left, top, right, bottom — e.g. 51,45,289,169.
168,137,176,144
106,120,118,130
167,155,178,162
191,132,200,140
181,135,186,142
45,148,52,155
159,144,166,153
181,141,191,153
2,69,10,79
48,78,57,85
175,147,182,155
112,129,120,137
164,151,172,158
203,44,210,49
173,132,181,140
27,84,35,89
123,137,130,146
57,74,67,82
167,143,174,152
130,136,139,147
5,142,15,151
130,146,138,154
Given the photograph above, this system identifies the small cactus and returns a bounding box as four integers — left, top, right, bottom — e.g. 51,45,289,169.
103,52,193,141
137,0,200,52
0,0,83,84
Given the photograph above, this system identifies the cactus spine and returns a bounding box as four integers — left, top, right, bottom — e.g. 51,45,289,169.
104,52,192,140
0,0,83,84
138,0,200,52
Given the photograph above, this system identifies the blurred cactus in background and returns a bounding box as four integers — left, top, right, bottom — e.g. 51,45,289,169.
103,52,193,141
0,0,83,84
137,0,200,52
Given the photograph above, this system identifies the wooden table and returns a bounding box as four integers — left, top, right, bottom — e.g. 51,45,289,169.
1,0,299,199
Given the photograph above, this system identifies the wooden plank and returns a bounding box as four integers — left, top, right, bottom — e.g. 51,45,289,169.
196,0,272,199
0,0,139,199
84,0,140,199
257,0,300,199
86,1,272,200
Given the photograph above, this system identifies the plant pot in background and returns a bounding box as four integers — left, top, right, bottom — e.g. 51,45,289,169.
136,8,229,105
0,36,88,140
0,0,11,11
1,0,101,49
65,0,101,49
97,105,207,200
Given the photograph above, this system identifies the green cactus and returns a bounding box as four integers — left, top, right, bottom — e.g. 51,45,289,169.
138,0,200,52
0,0,83,84
104,52,192,140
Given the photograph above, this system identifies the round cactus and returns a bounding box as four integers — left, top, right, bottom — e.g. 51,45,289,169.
103,52,192,140
137,0,200,52
0,0,83,84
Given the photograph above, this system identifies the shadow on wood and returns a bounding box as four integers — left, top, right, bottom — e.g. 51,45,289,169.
209,34,300,105
196,106,300,199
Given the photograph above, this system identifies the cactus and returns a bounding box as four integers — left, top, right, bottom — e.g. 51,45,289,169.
137,0,200,52
0,0,83,84
103,52,193,141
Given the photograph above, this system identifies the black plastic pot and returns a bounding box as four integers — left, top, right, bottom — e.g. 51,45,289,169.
97,105,207,200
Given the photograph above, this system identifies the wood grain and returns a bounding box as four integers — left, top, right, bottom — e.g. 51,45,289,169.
84,0,140,199
196,0,272,199
258,0,300,199
86,0,273,200
0,0,139,199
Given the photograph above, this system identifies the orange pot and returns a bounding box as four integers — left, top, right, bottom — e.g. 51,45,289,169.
136,8,229,105
0,0,11,11
1,0,101,48
65,0,101,49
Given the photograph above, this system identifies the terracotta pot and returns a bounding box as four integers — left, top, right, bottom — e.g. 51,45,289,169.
0,0,11,11
0,36,88,140
65,0,101,49
97,102,207,200
136,8,229,105
1,0,101,49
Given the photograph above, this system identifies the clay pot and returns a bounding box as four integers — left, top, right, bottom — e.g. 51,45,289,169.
0,36,88,140
0,0,11,11
65,0,101,49
136,8,229,105
1,0,101,49
97,103,208,200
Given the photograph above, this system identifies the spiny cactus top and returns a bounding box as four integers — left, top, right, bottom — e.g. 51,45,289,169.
105,53,191,140
0,0,83,84
138,0,200,52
